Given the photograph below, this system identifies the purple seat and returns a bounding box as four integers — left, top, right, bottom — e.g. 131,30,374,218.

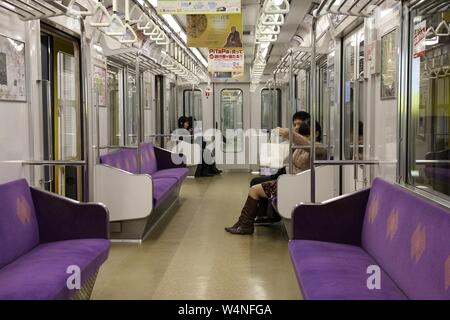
140,143,158,175
100,148,138,174
100,144,187,210
152,168,189,182
152,178,179,207
289,178,450,300
0,179,110,300
0,239,110,300
289,240,407,300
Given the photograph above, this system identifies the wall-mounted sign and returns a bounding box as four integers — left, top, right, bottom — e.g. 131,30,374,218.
157,0,241,14
187,13,243,48
0,34,26,102
413,20,427,59
208,48,244,76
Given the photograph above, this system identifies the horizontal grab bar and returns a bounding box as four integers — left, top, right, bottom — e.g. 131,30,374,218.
313,160,397,166
415,160,450,164
2,160,86,166
96,145,139,149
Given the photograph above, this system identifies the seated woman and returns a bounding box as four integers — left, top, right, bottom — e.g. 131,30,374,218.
225,118,327,235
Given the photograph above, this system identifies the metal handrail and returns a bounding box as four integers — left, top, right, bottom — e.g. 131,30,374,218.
415,160,450,164
313,160,397,166
2,160,86,166
96,145,139,150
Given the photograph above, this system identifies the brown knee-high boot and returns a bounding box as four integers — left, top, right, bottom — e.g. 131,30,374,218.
225,196,259,235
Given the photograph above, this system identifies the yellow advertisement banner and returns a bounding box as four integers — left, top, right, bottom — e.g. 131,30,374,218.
187,14,243,48
157,0,241,15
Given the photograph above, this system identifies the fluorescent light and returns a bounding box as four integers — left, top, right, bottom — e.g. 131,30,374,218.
179,30,187,42
162,14,182,33
0,1,15,10
192,48,208,68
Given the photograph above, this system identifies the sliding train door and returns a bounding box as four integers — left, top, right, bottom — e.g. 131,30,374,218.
40,26,82,200
214,83,250,170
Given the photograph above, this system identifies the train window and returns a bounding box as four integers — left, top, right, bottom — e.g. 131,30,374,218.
125,73,138,145
408,11,450,198
167,82,177,133
220,89,243,153
318,61,329,147
183,89,202,123
261,88,281,130
107,66,122,146
342,28,365,161
298,70,309,111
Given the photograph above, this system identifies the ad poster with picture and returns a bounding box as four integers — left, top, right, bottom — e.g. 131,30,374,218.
157,0,241,14
187,13,243,48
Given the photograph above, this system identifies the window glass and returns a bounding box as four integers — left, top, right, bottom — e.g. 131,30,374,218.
183,89,202,122
261,88,281,130
409,11,450,197
220,89,243,153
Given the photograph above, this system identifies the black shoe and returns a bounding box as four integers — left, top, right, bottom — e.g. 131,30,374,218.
254,216,281,225
210,167,222,175
201,171,215,177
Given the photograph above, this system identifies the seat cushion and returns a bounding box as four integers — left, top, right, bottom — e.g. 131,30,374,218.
288,240,407,300
362,178,450,299
152,177,178,207
152,168,189,182
0,179,39,269
140,143,157,175
0,239,110,300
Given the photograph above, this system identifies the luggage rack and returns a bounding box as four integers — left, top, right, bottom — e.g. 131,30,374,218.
408,0,450,15
0,0,70,21
315,0,386,18
107,51,170,75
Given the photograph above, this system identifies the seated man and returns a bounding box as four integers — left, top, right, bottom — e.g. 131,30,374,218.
225,118,327,235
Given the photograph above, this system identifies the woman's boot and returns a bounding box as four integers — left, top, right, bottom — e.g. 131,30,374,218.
225,196,259,235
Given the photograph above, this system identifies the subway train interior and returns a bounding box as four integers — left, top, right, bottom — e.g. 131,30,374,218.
0,0,449,302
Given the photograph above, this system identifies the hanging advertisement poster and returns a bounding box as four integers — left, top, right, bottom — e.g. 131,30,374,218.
187,13,243,48
157,0,241,14
208,48,244,77
413,20,427,59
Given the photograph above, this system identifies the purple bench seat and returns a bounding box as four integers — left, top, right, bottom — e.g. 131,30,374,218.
99,143,188,207
0,179,110,300
289,178,450,300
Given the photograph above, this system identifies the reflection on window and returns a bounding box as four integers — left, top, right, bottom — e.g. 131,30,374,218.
126,73,137,145
184,89,202,122
107,67,121,146
220,89,243,153
409,11,450,197
261,88,281,131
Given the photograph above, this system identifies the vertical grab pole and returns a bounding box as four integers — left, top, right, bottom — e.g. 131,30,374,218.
288,49,294,174
96,83,100,165
80,18,90,201
136,52,142,173
310,16,317,203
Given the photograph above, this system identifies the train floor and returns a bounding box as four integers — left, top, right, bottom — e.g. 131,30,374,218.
91,173,301,299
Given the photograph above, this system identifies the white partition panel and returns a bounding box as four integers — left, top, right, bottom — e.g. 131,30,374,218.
94,165,153,222
277,166,337,219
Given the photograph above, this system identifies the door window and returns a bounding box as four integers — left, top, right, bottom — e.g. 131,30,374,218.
220,89,243,153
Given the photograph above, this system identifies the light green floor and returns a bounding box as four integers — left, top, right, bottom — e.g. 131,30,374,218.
91,173,301,299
